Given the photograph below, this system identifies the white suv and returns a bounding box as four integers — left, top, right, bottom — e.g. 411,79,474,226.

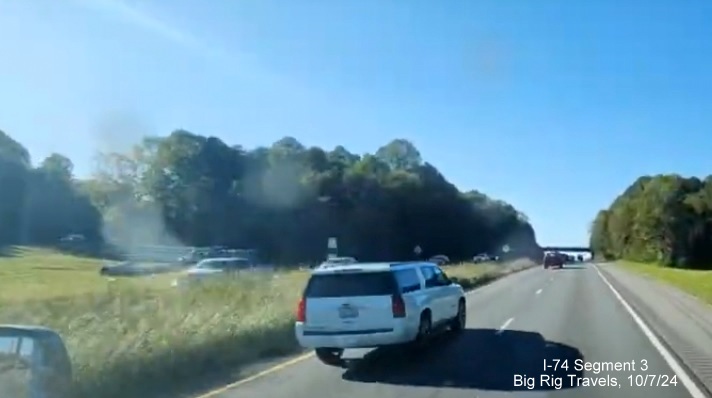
294,261,466,365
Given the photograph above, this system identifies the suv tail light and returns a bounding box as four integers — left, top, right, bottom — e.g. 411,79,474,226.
391,294,406,318
296,297,306,322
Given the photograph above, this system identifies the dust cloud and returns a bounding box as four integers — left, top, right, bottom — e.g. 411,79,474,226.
89,111,187,258
91,110,154,155
258,160,308,209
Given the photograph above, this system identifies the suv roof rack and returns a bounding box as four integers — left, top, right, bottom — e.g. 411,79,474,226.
389,261,428,267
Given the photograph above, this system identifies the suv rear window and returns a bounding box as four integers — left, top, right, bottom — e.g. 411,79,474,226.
305,271,398,298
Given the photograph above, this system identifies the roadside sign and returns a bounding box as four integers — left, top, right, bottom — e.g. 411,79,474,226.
414,245,422,255
327,237,338,259
502,245,510,253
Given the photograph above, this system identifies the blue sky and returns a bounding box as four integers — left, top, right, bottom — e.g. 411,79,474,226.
1,0,712,247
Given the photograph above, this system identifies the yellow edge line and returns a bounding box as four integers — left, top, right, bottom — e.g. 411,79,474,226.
194,351,315,398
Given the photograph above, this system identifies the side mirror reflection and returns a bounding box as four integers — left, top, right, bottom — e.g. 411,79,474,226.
0,326,72,398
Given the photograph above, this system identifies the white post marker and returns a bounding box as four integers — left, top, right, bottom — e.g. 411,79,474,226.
502,244,510,253
327,237,337,249
327,237,337,259
414,245,422,256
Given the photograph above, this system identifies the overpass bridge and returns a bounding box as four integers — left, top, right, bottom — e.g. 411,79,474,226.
541,246,591,253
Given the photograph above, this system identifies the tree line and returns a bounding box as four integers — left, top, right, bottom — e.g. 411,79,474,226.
590,174,712,269
0,129,541,264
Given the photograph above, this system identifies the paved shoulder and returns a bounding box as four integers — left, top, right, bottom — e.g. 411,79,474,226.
598,263,712,394
210,264,702,398
514,264,699,397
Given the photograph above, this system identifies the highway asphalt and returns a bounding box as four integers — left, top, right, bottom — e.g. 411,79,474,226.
213,263,704,398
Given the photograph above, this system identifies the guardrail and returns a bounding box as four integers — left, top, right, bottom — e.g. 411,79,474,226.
119,245,197,263
116,245,258,264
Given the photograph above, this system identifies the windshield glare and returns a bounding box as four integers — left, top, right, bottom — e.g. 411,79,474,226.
3,3,709,398
305,272,398,298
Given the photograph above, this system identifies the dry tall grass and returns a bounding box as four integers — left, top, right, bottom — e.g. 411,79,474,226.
0,248,534,398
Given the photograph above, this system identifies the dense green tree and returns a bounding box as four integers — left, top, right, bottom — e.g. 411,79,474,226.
590,174,712,268
0,129,541,264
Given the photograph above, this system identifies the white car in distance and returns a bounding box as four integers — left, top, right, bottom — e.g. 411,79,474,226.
172,257,272,287
294,261,466,365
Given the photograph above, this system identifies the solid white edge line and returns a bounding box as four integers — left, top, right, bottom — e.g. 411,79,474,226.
593,264,707,398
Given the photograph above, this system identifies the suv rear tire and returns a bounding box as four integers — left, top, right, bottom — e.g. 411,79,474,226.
413,312,432,348
450,299,466,332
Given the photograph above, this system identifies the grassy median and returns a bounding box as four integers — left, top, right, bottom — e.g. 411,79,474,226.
0,247,534,398
617,261,712,306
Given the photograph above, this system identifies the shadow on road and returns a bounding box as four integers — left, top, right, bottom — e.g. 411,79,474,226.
342,328,584,391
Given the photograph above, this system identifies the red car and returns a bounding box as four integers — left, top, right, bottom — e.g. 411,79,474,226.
543,252,564,269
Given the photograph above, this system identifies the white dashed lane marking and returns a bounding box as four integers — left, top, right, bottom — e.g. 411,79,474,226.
497,317,514,334
535,288,542,295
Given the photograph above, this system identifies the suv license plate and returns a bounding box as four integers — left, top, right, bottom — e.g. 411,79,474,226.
338,306,359,319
